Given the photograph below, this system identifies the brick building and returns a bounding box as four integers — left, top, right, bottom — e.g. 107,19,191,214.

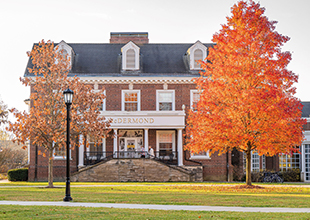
24,32,310,182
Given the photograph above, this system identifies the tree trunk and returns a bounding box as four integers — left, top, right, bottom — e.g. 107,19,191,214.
245,145,252,186
48,149,54,188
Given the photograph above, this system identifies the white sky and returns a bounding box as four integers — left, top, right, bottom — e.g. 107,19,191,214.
0,0,309,115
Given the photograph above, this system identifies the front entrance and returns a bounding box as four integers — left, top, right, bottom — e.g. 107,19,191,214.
119,130,143,158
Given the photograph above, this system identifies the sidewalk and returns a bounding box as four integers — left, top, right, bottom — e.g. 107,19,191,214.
1,201,310,213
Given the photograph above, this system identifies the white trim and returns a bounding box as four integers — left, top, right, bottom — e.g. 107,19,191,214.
26,76,196,84
190,90,201,110
177,129,183,166
156,90,175,111
188,41,207,70
92,89,106,112
121,41,140,70
156,130,176,158
190,152,210,160
78,134,84,167
122,90,141,111
55,40,74,67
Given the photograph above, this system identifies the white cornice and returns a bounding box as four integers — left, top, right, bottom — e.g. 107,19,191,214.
78,77,195,84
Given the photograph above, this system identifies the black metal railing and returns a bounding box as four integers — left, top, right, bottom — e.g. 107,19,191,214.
154,151,178,165
84,150,178,166
84,151,114,166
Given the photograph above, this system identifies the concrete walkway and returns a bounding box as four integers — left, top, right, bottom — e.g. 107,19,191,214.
1,201,310,213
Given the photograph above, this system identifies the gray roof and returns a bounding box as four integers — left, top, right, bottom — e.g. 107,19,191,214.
301,102,310,118
24,43,214,77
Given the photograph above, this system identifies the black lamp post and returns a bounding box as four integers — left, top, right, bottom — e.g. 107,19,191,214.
63,88,73,202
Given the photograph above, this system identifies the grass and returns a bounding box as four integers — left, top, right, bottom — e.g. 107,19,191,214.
0,205,310,219
0,182,310,208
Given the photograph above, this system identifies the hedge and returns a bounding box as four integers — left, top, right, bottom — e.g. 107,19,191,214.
7,168,28,181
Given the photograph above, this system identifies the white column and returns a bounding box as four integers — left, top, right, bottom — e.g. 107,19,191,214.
177,129,183,166
144,129,149,149
113,129,118,158
78,134,84,167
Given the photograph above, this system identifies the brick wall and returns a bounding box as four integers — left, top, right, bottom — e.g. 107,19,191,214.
102,83,196,111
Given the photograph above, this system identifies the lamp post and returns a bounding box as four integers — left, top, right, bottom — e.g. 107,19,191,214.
63,88,73,202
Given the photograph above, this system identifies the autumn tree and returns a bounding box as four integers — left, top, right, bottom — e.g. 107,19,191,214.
8,40,111,187
185,1,305,186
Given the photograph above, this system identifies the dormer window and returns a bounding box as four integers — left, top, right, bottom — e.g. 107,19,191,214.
188,41,208,70
194,49,203,69
126,49,135,69
122,41,140,71
55,40,74,68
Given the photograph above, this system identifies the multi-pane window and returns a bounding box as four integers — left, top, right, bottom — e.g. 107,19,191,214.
191,151,210,159
89,137,103,152
243,151,260,172
157,90,175,111
54,145,66,158
54,142,68,159
194,49,203,69
157,131,175,157
122,90,140,111
279,149,300,171
190,90,201,111
126,49,135,69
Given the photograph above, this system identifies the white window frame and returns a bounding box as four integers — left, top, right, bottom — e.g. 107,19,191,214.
156,130,176,158
243,151,260,172
190,90,201,111
55,40,73,67
156,90,175,111
188,41,207,70
122,90,141,111
279,149,300,171
87,137,106,159
121,41,140,71
53,142,71,160
190,151,210,160
92,89,106,112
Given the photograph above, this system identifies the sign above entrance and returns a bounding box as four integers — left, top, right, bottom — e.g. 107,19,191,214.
104,111,185,129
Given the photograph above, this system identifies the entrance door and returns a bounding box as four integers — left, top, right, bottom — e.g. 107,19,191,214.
125,138,137,158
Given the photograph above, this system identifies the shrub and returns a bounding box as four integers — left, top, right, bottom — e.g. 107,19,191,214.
280,169,300,182
7,168,28,181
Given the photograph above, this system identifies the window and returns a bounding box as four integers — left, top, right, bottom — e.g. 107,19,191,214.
190,90,201,111
54,145,66,158
55,40,74,67
53,142,69,160
243,151,260,172
190,151,210,159
122,90,140,111
279,149,300,171
157,90,175,111
157,131,176,158
121,41,140,71
188,41,207,70
97,90,106,111
87,137,106,158
194,49,203,69
126,49,135,69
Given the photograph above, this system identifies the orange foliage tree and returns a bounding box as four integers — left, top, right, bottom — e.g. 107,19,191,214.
185,1,305,185
8,40,111,187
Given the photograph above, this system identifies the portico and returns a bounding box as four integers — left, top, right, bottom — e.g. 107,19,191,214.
79,110,186,167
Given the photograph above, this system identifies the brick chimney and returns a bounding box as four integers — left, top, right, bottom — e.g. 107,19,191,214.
110,32,149,44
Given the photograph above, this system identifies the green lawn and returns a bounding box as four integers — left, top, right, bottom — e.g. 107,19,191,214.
0,205,309,219
0,182,309,208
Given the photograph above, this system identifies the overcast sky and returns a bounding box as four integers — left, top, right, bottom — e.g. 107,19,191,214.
0,0,309,115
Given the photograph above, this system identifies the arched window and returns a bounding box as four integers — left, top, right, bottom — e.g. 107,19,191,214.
126,49,135,69
194,49,203,69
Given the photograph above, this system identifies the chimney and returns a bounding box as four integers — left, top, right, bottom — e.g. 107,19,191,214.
110,32,149,44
